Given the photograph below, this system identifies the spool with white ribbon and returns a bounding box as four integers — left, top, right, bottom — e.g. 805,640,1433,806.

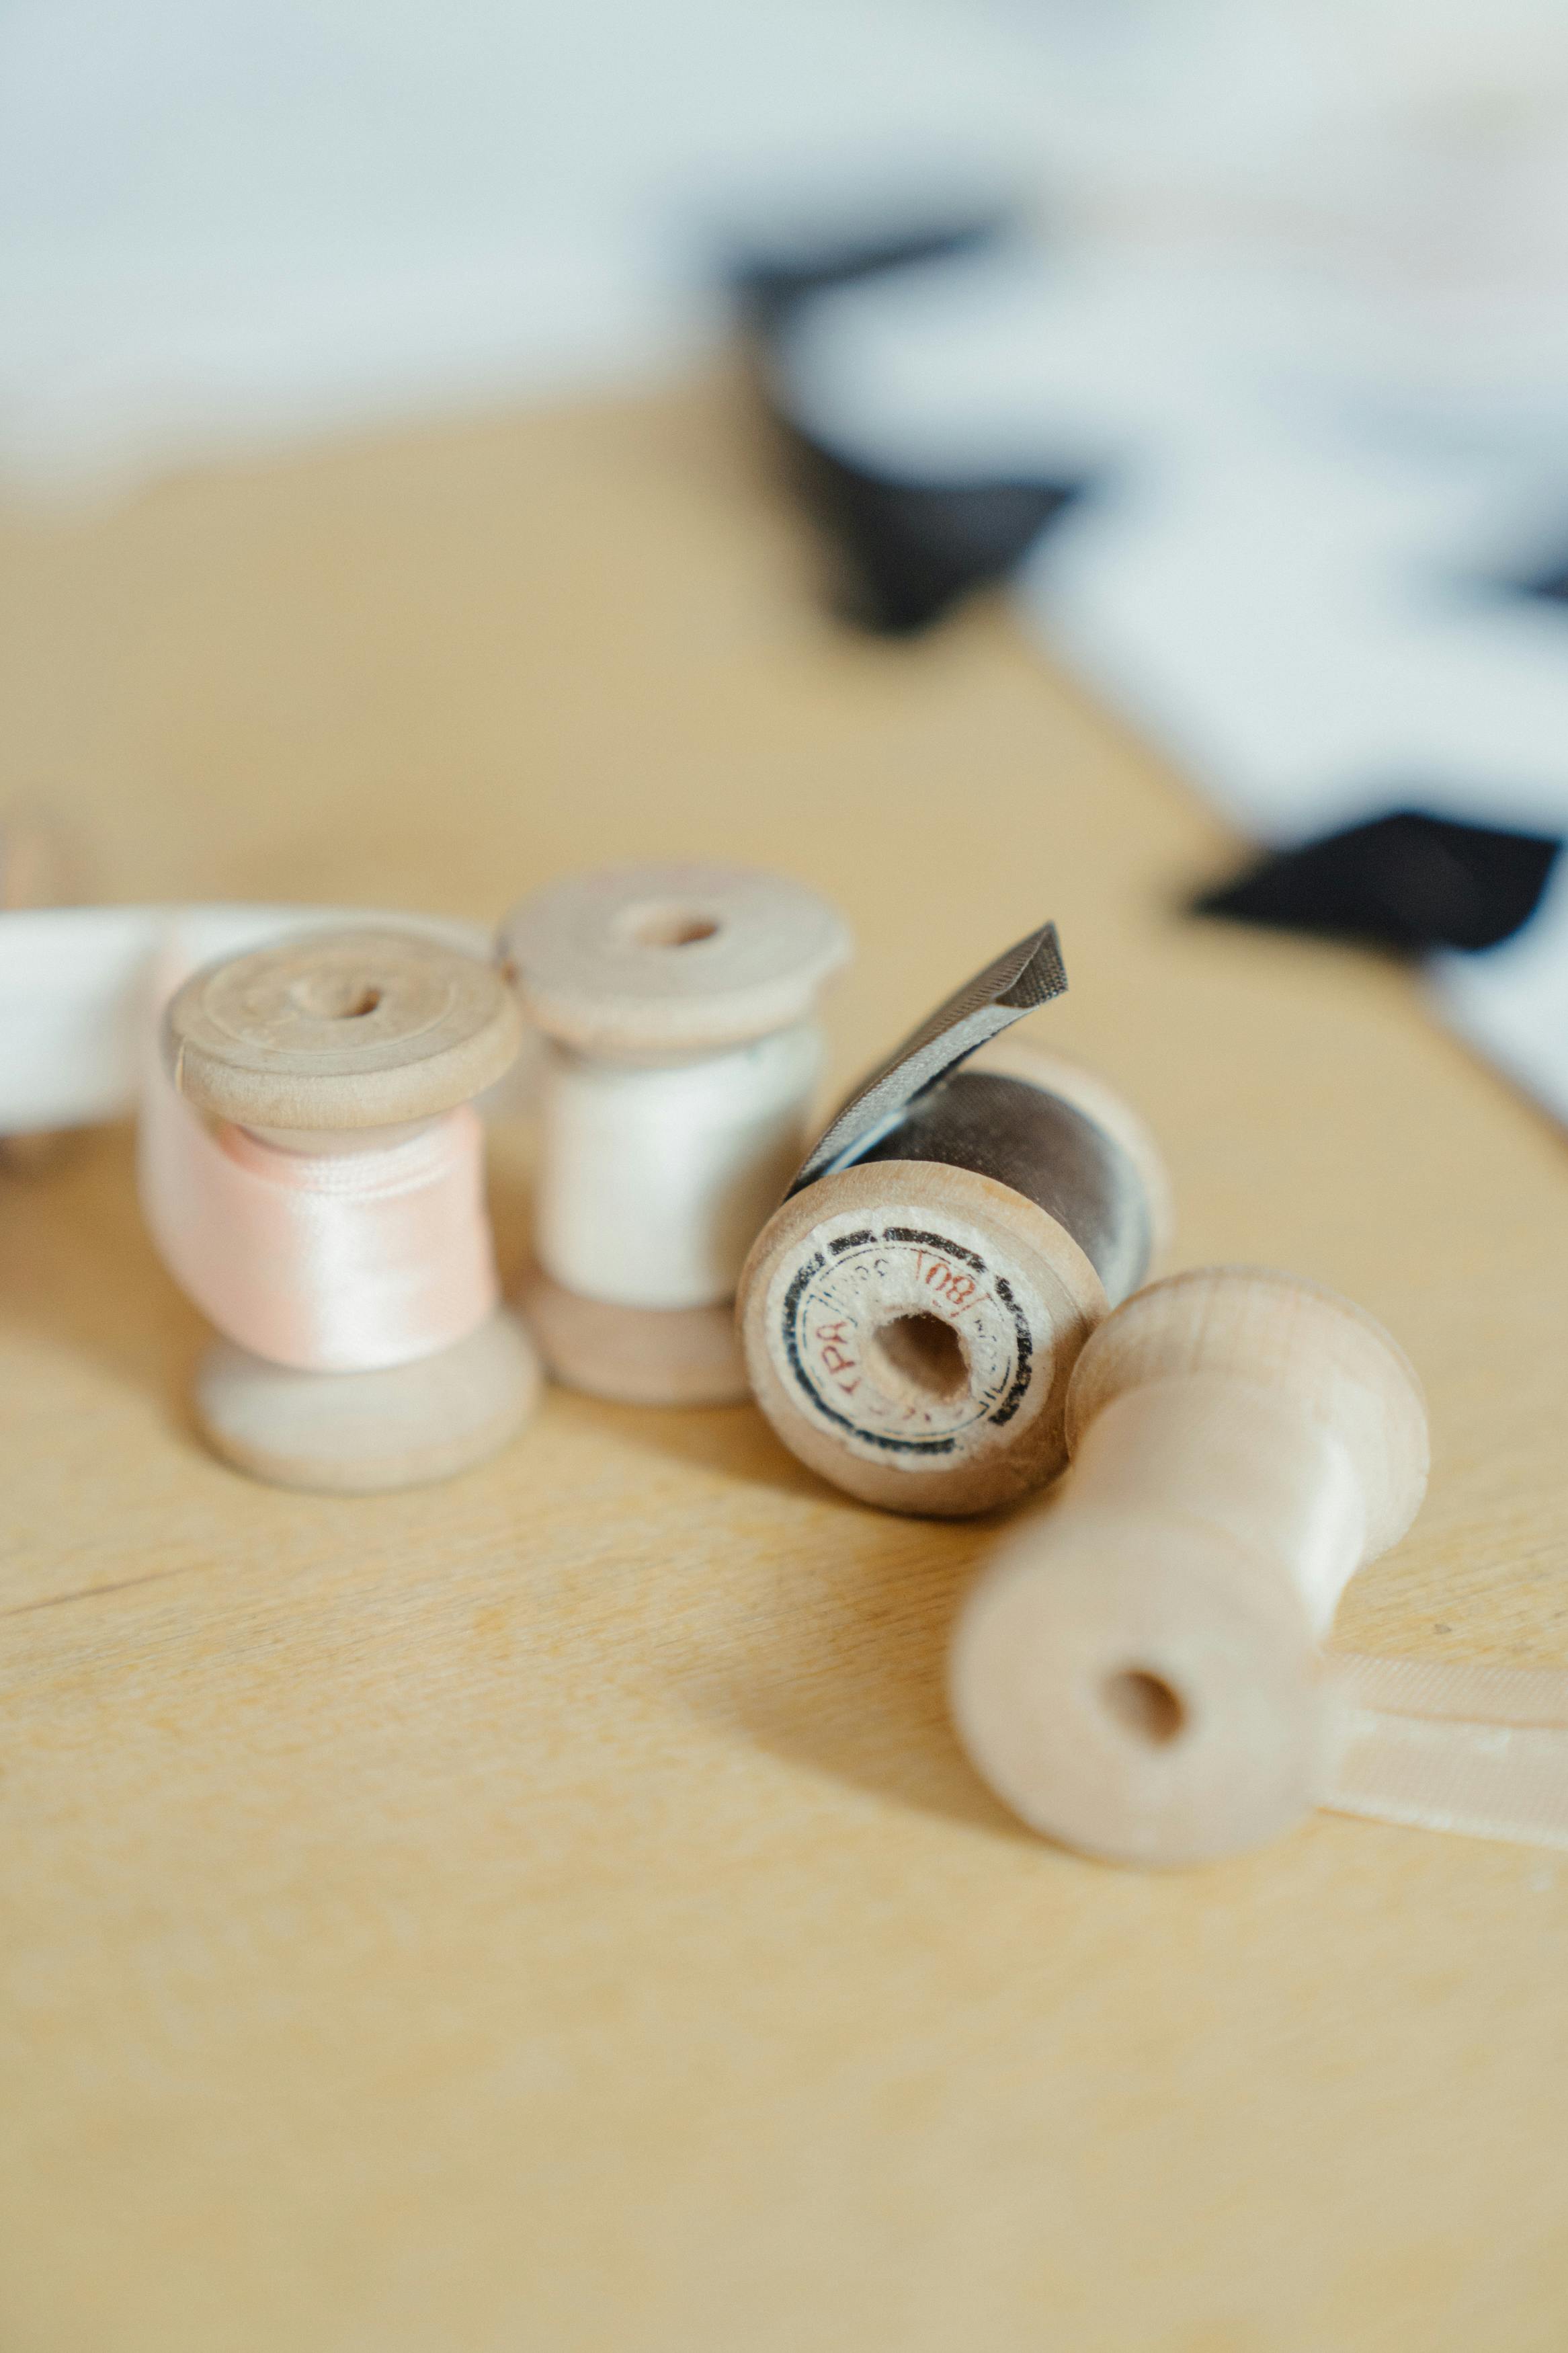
501,863,852,1406
950,1265,1568,1867
141,927,540,1492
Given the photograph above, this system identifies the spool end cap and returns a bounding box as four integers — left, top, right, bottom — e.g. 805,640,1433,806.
165,928,524,1130
950,1517,1330,1866
501,863,851,1056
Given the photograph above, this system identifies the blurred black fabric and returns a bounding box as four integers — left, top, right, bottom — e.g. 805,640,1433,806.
1194,810,1562,954
734,218,1087,634
1522,561,1568,606
774,433,1083,635
733,216,1003,335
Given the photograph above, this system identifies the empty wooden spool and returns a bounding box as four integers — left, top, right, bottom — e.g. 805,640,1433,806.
950,1266,1431,1865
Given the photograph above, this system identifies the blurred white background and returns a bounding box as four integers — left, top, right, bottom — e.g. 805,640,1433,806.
5,0,1568,1115
5,0,1568,495
0,0,1046,492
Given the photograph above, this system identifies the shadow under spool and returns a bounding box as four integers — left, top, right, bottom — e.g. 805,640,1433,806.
737,1042,1167,1518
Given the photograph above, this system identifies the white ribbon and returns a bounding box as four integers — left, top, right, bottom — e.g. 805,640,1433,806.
0,904,490,1133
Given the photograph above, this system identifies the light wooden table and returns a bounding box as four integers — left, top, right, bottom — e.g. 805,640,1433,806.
3,368,1567,2353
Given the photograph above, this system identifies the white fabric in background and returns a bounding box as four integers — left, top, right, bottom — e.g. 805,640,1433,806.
782,241,1568,843
0,0,1047,495
5,0,1568,1119
1433,867,1568,1124
770,2,1568,1122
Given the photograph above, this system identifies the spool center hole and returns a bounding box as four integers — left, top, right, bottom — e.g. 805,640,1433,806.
616,902,723,950
1103,1669,1185,1747
289,975,384,1020
868,1312,969,1403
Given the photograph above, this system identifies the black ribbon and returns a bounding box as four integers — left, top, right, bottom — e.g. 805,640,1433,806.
1520,560,1568,606
733,218,1087,635
733,218,1568,967
787,920,1067,1194
1193,809,1562,955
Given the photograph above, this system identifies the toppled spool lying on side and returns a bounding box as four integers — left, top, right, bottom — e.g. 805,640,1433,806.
950,1266,1432,1866
738,924,1170,1516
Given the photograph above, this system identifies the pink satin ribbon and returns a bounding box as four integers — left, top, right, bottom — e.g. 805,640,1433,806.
139,1060,498,1372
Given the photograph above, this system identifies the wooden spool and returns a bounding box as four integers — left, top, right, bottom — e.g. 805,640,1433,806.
950,1267,1431,1866
165,928,540,1492
502,863,851,1407
737,1039,1170,1517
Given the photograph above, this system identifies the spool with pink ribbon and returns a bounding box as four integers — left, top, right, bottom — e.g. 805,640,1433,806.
141,927,540,1492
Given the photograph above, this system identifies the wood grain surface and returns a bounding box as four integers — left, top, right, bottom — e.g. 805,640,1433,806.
3,366,1567,2352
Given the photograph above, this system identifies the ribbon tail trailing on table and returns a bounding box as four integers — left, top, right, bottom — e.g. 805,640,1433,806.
1325,1654,1568,1850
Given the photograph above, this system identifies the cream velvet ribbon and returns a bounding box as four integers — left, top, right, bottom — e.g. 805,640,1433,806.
535,1024,821,1310
1325,1654,1568,1850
